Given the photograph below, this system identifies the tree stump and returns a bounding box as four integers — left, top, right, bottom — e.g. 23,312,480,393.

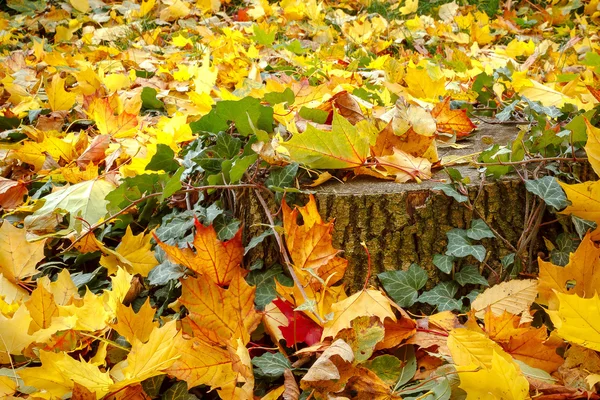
240,123,575,292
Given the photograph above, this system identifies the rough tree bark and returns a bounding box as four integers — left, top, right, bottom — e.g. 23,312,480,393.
239,123,589,292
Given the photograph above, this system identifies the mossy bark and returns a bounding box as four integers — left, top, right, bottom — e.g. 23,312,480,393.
240,178,529,293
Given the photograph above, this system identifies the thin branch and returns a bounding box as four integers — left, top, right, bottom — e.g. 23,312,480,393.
474,156,587,167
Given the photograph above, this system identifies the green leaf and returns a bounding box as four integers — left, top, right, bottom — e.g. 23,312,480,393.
246,265,292,309
160,168,184,202
433,254,454,274
252,24,276,47
213,215,240,240
378,264,428,308
105,173,169,213
266,163,299,189
244,229,274,255
433,183,468,203
6,0,45,13
454,265,489,286
524,176,568,210
478,145,513,178
446,229,486,262
418,281,462,311
146,144,180,173
161,381,199,400
395,345,417,388
572,215,597,240
215,97,273,135
565,115,588,143
141,87,165,110
501,253,515,269
298,106,329,124
252,352,291,378
363,355,402,386
147,261,186,286
24,179,115,236
215,132,242,159
282,112,371,169
264,88,295,106
189,109,229,133
229,154,257,184
466,219,495,240
141,375,165,398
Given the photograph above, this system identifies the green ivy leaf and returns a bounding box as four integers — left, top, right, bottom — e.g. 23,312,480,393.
418,281,462,311
378,264,428,307
445,229,486,262
246,265,292,310
252,352,291,378
454,265,489,287
524,176,568,210
433,254,454,274
147,260,186,286
160,168,184,202
572,215,597,240
433,183,468,203
146,144,180,173
215,97,274,135
466,219,495,240
161,381,199,400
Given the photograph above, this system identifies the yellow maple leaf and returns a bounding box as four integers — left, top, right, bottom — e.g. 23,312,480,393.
19,350,112,399
110,320,181,391
112,298,158,344
471,279,538,318
457,350,530,400
99,227,158,276
70,0,90,13
0,304,36,356
558,180,600,240
38,269,79,306
25,284,59,332
538,233,600,307
166,336,238,390
584,118,600,176
46,74,77,111
13,136,77,172
90,96,139,138
0,222,46,284
548,292,600,352
403,65,446,101
322,289,396,339
0,375,16,397
399,0,418,15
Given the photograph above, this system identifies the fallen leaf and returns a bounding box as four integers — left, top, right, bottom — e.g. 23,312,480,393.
322,289,396,340
156,220,244,286
471,279,538,318
46,74,77,111
432,97,476,137
547,292,600,352
375,148,432,183
0,221,47,283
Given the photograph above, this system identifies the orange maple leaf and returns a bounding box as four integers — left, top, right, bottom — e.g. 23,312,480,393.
155,219,244,286
89,96,139,138
483,310,564,373
431,97,476,138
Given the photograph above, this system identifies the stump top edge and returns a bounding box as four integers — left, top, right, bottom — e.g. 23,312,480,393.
314,123,520,196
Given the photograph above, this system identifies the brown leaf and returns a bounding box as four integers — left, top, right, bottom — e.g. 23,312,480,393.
71,383,96,400
283,369,300,400
0,177,27,209
77,134,111,167
300,339,355,394
340,367,402,400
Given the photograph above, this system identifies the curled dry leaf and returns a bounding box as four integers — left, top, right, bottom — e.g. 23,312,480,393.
283,369,300,400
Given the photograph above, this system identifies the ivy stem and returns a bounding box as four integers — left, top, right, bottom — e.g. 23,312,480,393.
474,156,587,166
253,189,325,325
